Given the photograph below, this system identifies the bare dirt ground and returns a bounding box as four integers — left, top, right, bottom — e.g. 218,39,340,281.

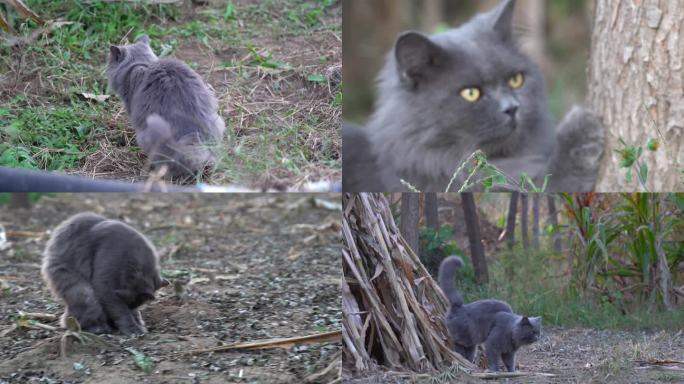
0,194,341,383
343,326,684,384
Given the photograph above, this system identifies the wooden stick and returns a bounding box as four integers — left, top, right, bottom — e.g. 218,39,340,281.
181,330,341,355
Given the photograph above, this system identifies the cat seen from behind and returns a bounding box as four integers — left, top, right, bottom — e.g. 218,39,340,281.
108,35,226,178
343,0,604,192
438,255,541,372
42,212,168,336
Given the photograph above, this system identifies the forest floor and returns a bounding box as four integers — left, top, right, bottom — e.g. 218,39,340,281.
344,326,684,384
0,0,341,189
0,193,341,383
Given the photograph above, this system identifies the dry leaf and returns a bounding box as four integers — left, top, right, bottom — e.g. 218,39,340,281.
80,93,110,103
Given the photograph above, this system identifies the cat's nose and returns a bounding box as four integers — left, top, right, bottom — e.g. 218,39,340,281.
504,105,518,118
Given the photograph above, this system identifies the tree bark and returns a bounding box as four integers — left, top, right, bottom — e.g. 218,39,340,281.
421,0,442,32
400,193,420,254
532,194,540,250
506,192,519,250
590,1,684,192
547,195,562,254
9,193,30,209
425,193,439,230
460,193,488,285
520,194,529,250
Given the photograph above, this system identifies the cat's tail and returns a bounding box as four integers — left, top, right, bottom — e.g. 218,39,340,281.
144,114,214,178
41,213,109,329
438,255,464,307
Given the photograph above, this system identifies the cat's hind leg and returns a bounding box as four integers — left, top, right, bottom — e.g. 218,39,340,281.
50,273,112,334
502,351,516,372
452,343,470,361
95,289,146,336
464,345,477,362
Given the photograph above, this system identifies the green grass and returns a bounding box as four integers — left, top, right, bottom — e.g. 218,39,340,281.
454,248,684,331
0,0,341,186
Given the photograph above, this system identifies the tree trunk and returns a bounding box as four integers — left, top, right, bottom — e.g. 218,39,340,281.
421,0,442,32
400,193,420,254
520,194,529,250
9,193,30,209
425,193,439,230
532,194,540,250
460,193,488,285
506,192,519,250
590,1,684,192
547,195,562,254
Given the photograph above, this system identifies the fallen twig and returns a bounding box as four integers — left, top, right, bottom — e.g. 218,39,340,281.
181,330,341,355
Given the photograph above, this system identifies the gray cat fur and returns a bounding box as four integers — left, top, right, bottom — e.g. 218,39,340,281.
107,35,225,178
342,0,603,192
42,212,168,336
438,255,541,371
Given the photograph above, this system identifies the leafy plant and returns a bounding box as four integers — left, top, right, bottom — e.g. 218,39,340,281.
562,193,682,311
615,137,659,191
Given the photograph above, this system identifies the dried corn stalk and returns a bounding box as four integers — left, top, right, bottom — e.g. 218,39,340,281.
342,193,477,374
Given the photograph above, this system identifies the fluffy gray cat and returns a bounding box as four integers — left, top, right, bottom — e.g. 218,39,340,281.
439,256,541,372
343,0,604,192
108,35,226,178
42,212,168,336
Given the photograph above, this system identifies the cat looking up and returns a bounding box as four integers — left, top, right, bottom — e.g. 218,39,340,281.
343,0,604,192
42,212,168,336
108,35,226,179
439,255,541,372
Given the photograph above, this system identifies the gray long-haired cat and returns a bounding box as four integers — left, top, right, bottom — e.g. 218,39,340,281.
439,256,541,372
108,35,226,178
42,212,168,336
343,0,604,192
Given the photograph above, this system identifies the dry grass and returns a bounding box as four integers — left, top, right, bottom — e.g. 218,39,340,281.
0,0,341,189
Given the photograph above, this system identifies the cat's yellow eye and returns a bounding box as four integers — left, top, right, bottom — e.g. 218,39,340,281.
460,87,481,102
509,72,525,89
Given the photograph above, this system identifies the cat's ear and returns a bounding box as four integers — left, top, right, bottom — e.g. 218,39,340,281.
138,34,150,45
395,31,447,89
488,0,516,40
110,45,123,62
521,316,531,325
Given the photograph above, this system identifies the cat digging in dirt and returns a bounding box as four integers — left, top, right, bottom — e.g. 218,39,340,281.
439,255,541,372
108,35,226,178
42,212,168,336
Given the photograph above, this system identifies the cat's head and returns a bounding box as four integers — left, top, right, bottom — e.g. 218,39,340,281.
380,0,547,155
513,316,542,346
107,35,158,93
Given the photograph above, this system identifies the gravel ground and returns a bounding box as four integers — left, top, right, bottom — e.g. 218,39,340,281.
343,326,684,384
0,193,341,383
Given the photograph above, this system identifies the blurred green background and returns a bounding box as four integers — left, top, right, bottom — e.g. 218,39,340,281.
343,0,591,123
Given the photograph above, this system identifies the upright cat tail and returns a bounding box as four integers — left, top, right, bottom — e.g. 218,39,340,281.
438,255,465,307
41,213,108,328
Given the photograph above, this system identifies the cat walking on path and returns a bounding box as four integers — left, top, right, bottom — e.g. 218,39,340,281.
439,255,541,372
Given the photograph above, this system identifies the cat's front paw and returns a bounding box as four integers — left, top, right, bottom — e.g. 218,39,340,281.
84,322,114,335
549,106,605,191
118,322,146,336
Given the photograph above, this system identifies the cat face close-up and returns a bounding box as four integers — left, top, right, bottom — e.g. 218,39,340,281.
388,7,546,155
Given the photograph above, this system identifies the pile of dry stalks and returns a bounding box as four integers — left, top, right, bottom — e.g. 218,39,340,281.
342,193,476,373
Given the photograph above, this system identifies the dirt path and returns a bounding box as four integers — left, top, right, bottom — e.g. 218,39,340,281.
0,194,341,383
344,327,684,384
